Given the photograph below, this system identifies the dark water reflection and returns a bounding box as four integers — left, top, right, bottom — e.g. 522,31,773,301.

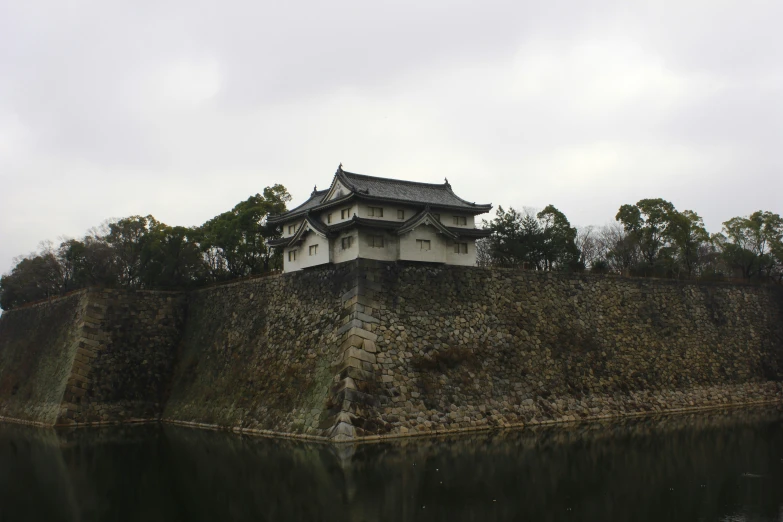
1,408,782,522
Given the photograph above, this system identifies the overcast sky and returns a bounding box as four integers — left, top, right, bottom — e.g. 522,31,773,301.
1,0,781,276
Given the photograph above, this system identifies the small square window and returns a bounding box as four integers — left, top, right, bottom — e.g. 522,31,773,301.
368,206,384,217
288,225,294,234
416,239,431,251
342,236,353,249
453,216,467,226
288,250,297,261
397,210,405,220
309,244,318,256
454,242,468,254
369,235,384,248
341,208,352,219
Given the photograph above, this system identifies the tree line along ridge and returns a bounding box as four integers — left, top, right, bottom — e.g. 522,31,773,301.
1,188,781,311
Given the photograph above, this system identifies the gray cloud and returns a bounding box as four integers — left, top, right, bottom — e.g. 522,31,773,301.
1,0,781,275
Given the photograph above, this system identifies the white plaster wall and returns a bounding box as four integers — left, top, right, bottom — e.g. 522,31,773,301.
282,219,304,237
444,214,476,228
356,205,477,228
282,231,329,272
331,229,359,264
283,245,302,272
357,203,417,222
399,225,448,263
445,238,477,266
357,229,400,262
284,226,476,270
320,203,358,226
298,233,330,269
326,181,348,201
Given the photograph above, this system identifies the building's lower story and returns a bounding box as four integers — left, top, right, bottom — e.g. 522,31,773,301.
270,211,489,272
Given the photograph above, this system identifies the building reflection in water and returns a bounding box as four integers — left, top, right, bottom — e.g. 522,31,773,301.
0,407,782,522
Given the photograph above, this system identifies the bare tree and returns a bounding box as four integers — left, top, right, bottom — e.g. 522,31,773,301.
575,226,599,269
475,237,493,268
594,223,640,273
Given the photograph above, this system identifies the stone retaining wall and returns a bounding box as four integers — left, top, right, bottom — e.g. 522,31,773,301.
0,289,185,427
1,261,782,440
57,289,186,425
0,291,87,425
158,261,783,441
354,263,783,438
161,265,357,438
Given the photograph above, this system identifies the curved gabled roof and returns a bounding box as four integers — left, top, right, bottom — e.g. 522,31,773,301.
337,168,492,212
396,209,458,239
266,210,491,248
268,212,330,248
267,191,355,225
285,189,330,215
268,166,492,224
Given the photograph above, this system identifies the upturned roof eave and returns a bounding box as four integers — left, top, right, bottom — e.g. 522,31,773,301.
267,193,357,224
266,236,290,247
327,216,403,233
267,213,330,248
396,209,459,239
352,193,492,214
268,193,491,225
268,217,491,249
447,227,492,238
339,168,492,213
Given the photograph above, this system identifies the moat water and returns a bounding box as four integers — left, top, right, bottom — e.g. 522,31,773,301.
1,408,782,522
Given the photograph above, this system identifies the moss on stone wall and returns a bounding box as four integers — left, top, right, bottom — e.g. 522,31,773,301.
0,289,186,427
364,264,783,436
0,292,86,424
62,290,187,424
1,261,782,440
162,265,357,436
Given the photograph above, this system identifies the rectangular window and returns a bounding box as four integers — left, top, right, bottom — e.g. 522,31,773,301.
452,216,467,226
454,242,468,254
397,210,405,220
288,225,295,234
327,213,332,224
342,236,353,250
369,235,384,248
309,244,318,256
288,250,297,262
416,239,431,251
368,206,383,217
341,208,351,219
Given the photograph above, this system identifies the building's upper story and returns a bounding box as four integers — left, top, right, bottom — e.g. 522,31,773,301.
269,165,492,233
267,166,492,272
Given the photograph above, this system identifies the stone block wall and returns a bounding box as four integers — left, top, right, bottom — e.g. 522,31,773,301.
162,265,359,438
0,291,88,425
159,260,783,441
1,260,782,440
0,289,185,427
351,263,783,438
57,289,186,425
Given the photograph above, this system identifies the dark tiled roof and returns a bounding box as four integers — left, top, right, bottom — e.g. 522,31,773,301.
286,189,329,214
339,170,491,211
447,227,491,238
396,209,458,239
327,216,402,233
268,167,492,224
267,236,290,247
271,213,331,247
267,192,353,224
304,214,330,236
